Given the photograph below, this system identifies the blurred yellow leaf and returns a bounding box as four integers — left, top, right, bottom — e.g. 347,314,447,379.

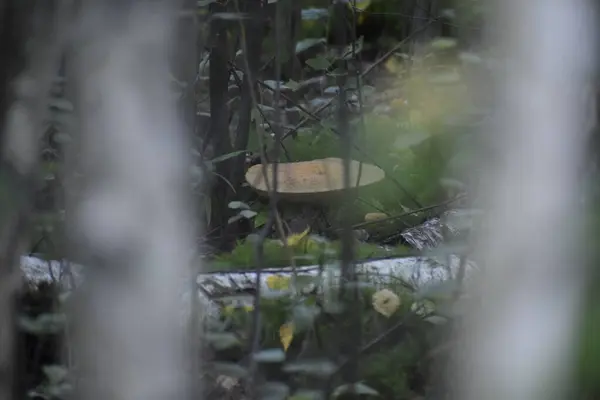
223,305,236,316
222,304,253,317
372,289,400,318
266,275,291,291
349,0,371,25
390,98,406,110
354,0,371,11
284,226,310,248
384,57,402,75
279,322,294,351
364,212,388,222
304,237,322,253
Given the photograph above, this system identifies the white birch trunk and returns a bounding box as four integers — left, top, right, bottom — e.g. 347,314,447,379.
69,2,196,399
456,1,597,399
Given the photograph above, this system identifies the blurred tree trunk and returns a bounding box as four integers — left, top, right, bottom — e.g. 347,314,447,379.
0,3,31,399
0,0,65,398
171,2,202,396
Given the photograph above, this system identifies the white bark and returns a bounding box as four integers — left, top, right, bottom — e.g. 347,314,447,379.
69,2,195,399
456,1,597,399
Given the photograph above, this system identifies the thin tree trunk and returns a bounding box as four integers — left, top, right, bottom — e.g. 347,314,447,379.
231,0,264,191
208,1,236,250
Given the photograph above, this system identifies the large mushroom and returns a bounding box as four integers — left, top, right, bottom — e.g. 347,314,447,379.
245,157,385,234
245,157,385,203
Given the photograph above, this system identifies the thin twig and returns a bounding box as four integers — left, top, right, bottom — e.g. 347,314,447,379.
280,20,436,143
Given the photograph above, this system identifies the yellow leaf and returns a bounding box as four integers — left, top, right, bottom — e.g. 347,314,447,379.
354,0,371,25
354,0,371,11
222,304,253,317
384,57,402,75
223,305,236,316
284,226,310,248
364,212,388,222
266,275,291,291
372,289,401,318
390,98,406,110
279,322,294,351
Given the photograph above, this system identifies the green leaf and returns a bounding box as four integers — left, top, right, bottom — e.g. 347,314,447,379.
425,315,448,325
228,215,243,224
47,383,73,399
283,359,337,376
228,201,249,210
430,37,458,51
210,150,246,164
289,390,326,400
258,382,290,400
19,313,66,334
257,104,276,112
263,80,290,91
301,8,328,20
439,178,466,191
293,275,320,293
239,209,257,219
291,304,320,331
53,132,72,144
393,131,430,149
254,211,269,227
261,289,292,300
284,80,300,91
332,382,380,398
47,97,74,113
42,365,68,384
48,111,75,130
253,348,286,363
205,332,241,350
459,51,483,64
213,12,250,20
305,56,331,71
295,38,326,54
212,362,249,378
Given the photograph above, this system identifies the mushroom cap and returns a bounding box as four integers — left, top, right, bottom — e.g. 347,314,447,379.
245,157,385,203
